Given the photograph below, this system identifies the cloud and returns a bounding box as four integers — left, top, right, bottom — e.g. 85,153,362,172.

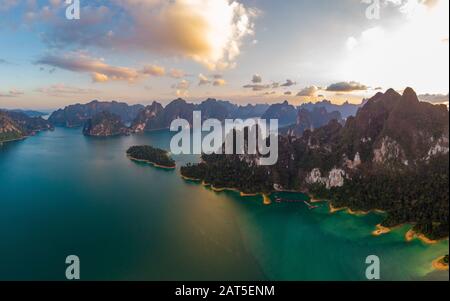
92,73,109,83
142,64,166,77
198,74,211,85
326,81,368,92
174,79,190,90
284,91,292,96
36,84,98,97
29,4,113,48
213,78,226,86
281,79,296,87
0,0,18,11
170,68,186,79
384,0,439,17
173,79,190,97
118,0,257,70
252,74,262,83
297,86,319,97
0,58,10,65
198,74,226,86
342,1,448,93
243,75,281,91
243,84,270,91
418,93,449,104
35,52,140,82
36,52,142,83
0,89,24,98
39,1,257,70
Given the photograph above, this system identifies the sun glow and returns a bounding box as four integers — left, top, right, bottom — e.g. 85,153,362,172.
341,0,449,94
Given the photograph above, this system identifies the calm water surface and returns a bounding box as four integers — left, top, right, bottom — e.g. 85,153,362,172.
0,128,448,280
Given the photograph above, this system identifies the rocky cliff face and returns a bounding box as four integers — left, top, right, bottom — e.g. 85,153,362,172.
82,111,130,137
284,107,343,137
305,168,346,189
1,110,53,143
131,102,164,133
0,111,24,142
5,111,53,134
338,87,449,167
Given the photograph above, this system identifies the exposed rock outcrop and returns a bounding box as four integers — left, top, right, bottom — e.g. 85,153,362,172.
83,111,130,137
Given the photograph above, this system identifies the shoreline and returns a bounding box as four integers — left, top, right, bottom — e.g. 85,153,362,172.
180,175,272,205
405,229,439,245
372,224,393,236
329,203,346,214
181,175,202,182
127,155,176,170
0,136,27,145
432,256,449,271
211,185,272,206
178,175,448,244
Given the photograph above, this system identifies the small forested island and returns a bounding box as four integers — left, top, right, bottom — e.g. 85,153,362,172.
126,145,176,169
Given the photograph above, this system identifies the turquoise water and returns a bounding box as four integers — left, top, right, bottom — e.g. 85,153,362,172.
0,128,448,280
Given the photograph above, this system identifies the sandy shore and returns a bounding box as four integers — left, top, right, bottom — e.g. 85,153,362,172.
211,186,240,193
181,175,201,182
310,198,325,204
215,188,272,206
263,194,272,205
405,229,438,244
347,208,370,216
127,155,176,169
182,176,272,206
329,203,346,214
240,192,259,197
372,224,392,236
405,229,415,242
432,256,449,271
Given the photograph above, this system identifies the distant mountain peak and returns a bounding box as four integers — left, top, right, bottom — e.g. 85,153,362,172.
385,88,400,98
402,87,419,102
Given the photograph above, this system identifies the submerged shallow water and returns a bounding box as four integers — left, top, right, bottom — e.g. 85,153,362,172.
0,128,448,280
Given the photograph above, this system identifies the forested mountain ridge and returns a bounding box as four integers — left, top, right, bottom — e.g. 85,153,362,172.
48,100,144,127
181,88,449,240
130,98,270,132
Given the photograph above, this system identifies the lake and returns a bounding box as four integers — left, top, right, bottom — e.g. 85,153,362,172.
0,128,448,280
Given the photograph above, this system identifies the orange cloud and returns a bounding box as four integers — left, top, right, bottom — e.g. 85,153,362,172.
115,0,257,70
36,53,141,83
142,65,166,76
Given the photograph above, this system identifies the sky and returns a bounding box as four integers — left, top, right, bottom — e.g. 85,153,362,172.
0,0,448,110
